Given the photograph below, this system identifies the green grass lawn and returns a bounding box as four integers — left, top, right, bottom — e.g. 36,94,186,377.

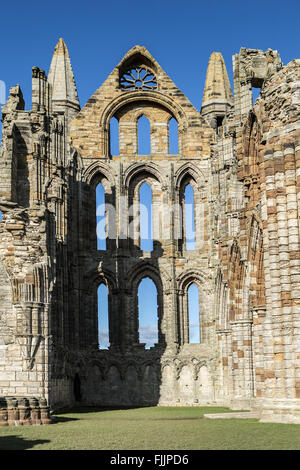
0,406,300,450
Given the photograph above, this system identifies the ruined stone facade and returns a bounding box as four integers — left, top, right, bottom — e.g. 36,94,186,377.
0,39,300,425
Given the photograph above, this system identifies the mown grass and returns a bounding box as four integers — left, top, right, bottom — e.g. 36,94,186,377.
0,406,300,450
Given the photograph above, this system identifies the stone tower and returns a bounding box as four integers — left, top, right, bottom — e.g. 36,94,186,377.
0,39,300,425
201,51,234,128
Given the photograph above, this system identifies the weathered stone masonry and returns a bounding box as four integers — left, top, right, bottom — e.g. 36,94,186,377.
0,39,300,424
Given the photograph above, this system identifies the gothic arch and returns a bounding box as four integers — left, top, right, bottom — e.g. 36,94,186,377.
0,260,13,344
247,210,263,260
82,161,115,187
66,149,84,185
124,164,166,249
161,360,175,372
81,161,116,252
247,211,265,309
217,269,229,330
174,164,206,253
123,162,164,190
124,261,168,347
80,267,118,349
106,364,123,382
125,261,170,292
86,360,105,380
228,240,247,321
124,361,141,380
0,259,14,302
118,46,159,76
141,361,160,377
99,91,188,158
242,110,262,174
100,91,188,135
177,268,210,294
174,163,205,191
176,269,212,345
134,109,153,124
84,267,117,293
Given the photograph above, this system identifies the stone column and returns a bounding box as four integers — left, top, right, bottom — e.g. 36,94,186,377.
229,319,254,404
218,329,232,402
294,140,300,398
252,307,266,399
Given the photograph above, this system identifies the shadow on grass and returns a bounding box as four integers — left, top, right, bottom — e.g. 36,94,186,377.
0,435,51,450
53,405,149,415
52,405,244,418
50,415,79,424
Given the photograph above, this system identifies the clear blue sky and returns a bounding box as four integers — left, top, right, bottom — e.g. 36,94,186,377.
0,0,299,113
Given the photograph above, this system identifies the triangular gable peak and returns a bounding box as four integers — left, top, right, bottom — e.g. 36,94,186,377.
117,45,160,77
70,46,212,159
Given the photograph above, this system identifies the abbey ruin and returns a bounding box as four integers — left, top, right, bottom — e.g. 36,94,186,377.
0,39,300,425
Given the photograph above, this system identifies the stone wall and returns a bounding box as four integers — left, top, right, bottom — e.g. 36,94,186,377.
0,40,300,424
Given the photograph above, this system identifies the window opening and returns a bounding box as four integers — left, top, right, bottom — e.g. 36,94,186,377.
188,283,200,343
169,117,178,154
139,182,153,252
184,184,195,250
138,277,158,349
138,115,151,155
110,116,119,156
96,183,106,250
98,284,109,349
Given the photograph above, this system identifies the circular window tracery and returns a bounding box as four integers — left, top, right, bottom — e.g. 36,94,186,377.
120,67,157,91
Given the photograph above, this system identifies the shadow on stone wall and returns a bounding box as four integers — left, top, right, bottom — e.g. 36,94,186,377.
48,172,214,411
78,238,167,408
14,126,30,208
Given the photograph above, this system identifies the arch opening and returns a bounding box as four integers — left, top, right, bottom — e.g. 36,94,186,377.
184,184,195,251
187,283,200,343
138,277,158,349
169,117,178,154
98,283,110,349
138,115,151,155
96,183,106,250
139,182,153,252
109,116,119,156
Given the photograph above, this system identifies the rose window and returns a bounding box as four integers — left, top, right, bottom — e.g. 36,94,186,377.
120,67,157,90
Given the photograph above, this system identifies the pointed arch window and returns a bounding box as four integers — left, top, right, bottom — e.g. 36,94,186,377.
184,184,195,250
138,116,151,155
169,117,178,154
139,182,153,252
138,277,158,349
110,116,119,156
96,183,106,250
188,283,200,343
98,284,110,349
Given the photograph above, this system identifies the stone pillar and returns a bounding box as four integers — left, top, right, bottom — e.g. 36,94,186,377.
32,67,49,113
229,319,254,405
119,118,137,156
151,122,168,154
239,80,253,117
6,397,19,426
0,398,8,426
294,140,300,398
218,329,232,402
29,397,41,425
39,398,52,425
251,307,266,399
282,143,298,399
